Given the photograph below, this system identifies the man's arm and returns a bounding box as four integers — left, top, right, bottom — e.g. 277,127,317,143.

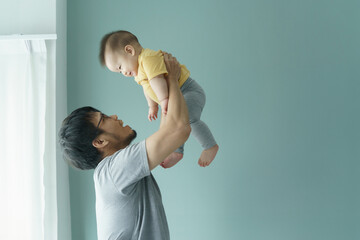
145,53,191,170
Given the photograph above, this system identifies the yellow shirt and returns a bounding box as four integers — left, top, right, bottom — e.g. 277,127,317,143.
135,48,190,104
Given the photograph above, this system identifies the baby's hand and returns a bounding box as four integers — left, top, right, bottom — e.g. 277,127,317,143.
160,98,169,115
148,105,158,121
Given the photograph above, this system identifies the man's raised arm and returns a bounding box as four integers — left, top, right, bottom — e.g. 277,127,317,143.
145,53,191,170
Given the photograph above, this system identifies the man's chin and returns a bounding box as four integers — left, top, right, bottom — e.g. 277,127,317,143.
132,130,137,139
125,129,137,145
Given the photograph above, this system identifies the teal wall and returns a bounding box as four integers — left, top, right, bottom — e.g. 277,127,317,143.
67,0,359,239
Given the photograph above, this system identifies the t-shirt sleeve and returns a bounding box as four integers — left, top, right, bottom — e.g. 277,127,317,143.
108,140,150,194
142,55,168,80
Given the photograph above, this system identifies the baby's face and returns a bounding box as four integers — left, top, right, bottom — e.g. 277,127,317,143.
105,48,138,77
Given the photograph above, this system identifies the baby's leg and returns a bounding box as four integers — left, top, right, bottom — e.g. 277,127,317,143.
183,78,218,167
161,77,219,168
191,120,218,167
161,152,183,168
160,145,184,169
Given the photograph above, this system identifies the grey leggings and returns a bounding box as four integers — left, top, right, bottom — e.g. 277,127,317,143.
175,77,217,154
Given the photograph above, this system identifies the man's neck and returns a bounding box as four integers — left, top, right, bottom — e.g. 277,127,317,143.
100,144,128,160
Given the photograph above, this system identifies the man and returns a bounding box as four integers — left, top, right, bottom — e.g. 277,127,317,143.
58,53,191,240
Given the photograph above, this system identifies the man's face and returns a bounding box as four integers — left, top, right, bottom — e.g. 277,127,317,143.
105,47,138,77
94,112,137,148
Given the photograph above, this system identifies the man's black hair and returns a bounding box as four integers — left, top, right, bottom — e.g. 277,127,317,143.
58,106,103,170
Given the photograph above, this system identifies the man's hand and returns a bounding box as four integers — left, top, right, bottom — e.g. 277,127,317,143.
148,105,158,121
163,52,181,84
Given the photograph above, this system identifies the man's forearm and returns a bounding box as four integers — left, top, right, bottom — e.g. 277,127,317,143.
144,54,190,170
165,72,189,127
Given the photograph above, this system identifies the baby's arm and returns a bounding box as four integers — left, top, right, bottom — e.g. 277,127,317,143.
143,88,159,121
149,74,169,115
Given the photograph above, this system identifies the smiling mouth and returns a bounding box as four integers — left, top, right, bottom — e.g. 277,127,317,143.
122,121,130,128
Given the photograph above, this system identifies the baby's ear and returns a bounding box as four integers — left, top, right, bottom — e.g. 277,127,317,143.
124,45,135,55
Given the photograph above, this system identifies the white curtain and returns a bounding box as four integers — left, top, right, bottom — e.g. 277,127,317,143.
0,39,57,240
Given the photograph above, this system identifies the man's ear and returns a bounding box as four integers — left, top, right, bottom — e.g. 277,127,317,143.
92,137,109,149
124,45,135,56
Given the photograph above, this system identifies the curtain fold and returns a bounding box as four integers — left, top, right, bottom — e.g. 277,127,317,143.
0,39,57,240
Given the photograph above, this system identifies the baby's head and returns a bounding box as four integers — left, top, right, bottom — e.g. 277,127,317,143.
99,30,142,77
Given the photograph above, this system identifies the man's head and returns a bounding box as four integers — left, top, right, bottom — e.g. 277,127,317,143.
58,106,137,170
99,30,142,77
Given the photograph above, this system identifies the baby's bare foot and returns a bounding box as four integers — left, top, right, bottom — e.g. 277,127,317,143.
198,144,219,167
161,152,183,169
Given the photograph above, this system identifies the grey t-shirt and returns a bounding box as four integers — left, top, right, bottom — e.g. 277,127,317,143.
93,140,170,240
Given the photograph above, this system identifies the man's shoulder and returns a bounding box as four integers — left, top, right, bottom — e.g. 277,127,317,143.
94,140,146,174
94,140,150,193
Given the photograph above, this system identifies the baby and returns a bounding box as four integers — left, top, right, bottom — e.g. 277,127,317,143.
99,30,218,168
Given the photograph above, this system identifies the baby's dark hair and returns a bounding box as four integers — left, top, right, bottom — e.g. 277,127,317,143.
99,30,140,66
